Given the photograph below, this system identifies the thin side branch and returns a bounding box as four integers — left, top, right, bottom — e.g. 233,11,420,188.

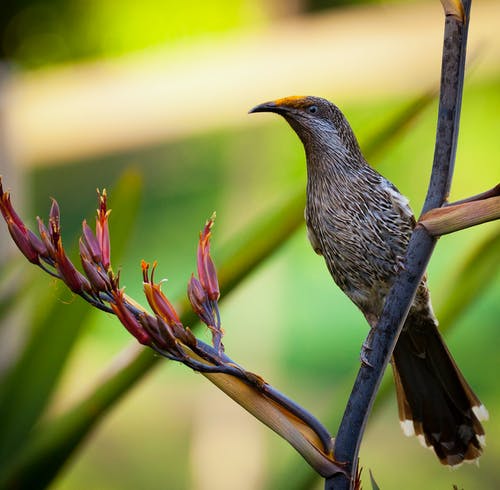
420,194,500,236
447,183,500,206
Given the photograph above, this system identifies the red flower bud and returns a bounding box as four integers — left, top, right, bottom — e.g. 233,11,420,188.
80,249,110,292
82,220,102,264
187,274,208,316
0,179,40,264
197,216,220,301
37,217,56,259
27,229,49,258
111,289,152,346
0,179,26,230
96,190,111,270
187,274,216,327
142,261,181,327
54,236,91,293
48,202,61,245
49,198,60,230
7,221,40,264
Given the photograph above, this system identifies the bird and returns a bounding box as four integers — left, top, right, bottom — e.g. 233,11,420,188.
249,95,488,466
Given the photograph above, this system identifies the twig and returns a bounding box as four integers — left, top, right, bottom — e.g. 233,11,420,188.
419,194,500,236
327,1,472,488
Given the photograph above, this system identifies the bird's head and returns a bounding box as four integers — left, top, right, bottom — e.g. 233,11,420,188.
249,96,361,159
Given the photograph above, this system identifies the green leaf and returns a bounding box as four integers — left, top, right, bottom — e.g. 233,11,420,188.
0,346,158,490
0,260,28,325
0,169,143,471
361,88,436,162
369,469,381,490
438,228,500,334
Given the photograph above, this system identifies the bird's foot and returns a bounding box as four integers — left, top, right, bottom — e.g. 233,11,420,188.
360,351,373,368
360,340,373,367
395,255,406,272
360,325,376,367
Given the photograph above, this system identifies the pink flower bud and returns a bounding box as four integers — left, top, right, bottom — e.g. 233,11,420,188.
80,251,110,292
197,217,220,301
111,289,152,346
0,180,40,264
54,236,91,293
27,229,49,258
0,180,26,231
49,198,60,228
7,221,40,264
82,220,102,263
96,190,111,270
187,274,208,316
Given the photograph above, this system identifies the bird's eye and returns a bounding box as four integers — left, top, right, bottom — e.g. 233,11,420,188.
308,105,318,114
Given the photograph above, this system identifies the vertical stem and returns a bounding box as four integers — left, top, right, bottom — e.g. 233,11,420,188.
326,1,471,489
423,1,471,212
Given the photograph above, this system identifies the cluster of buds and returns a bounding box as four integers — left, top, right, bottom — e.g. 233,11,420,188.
0,176,224,364
79,190,112,294
188,216,223,353
0,176,345,478
1,180,123,317
1,178,92,296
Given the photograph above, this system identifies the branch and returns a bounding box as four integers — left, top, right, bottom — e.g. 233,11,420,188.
0,179,346,484
328,1,472,488
419,191,500,236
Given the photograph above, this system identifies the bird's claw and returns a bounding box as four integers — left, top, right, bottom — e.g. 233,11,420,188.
360,351,373,368
360,341,373,367
395,255,406,272
360,324,376,367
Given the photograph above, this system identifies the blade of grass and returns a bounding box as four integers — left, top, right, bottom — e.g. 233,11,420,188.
0,260,27,326
0,294,93,466
0,169,143,469
437,229,500,331
362,88,437,161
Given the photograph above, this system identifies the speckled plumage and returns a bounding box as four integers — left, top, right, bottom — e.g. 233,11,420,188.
250,96,487,466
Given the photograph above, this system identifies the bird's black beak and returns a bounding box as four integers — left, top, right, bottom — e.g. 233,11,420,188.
248,101,287,115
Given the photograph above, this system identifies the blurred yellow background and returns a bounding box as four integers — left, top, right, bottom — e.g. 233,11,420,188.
0,1,499,489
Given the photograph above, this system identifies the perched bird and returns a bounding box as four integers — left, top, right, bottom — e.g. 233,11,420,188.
249,96,488,466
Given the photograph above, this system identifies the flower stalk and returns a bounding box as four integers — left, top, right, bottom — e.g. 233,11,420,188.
0,176,344,478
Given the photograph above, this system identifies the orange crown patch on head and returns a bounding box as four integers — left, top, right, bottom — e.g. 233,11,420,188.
273,96,310,108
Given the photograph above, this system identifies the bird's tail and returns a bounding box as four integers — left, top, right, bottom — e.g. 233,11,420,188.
392,315,488,466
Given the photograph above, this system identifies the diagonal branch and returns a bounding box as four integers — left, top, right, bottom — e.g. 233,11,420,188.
2,181,343,488
328,1,472,488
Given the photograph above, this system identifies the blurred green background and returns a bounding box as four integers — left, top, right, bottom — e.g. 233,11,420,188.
0,1,499,489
